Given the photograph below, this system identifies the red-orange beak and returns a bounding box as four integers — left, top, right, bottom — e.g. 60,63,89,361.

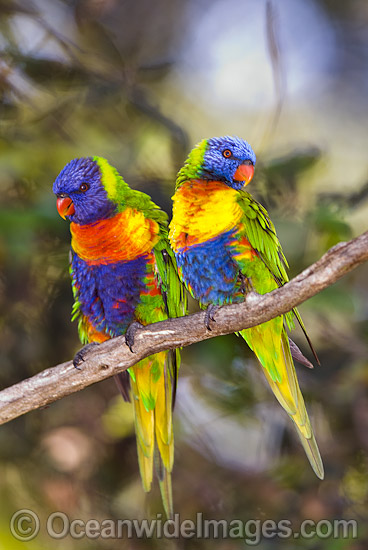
56,196,75,219
233,163,254,186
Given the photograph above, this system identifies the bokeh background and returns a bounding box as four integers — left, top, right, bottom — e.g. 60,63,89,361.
0,0,367,548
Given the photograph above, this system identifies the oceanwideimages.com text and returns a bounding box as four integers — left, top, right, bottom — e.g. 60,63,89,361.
10,510,358,545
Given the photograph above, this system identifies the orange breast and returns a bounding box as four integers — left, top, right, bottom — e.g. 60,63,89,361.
71,209,159,265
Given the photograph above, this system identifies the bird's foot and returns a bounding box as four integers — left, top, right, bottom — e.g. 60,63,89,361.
125,321,144,352
73,342,99,369
204,304,220,331
239,272,254,295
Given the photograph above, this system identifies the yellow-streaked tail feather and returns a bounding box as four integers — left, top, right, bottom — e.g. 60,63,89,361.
154,364,174,472
155,452,173,520
129,353,174,517
241,327,324,480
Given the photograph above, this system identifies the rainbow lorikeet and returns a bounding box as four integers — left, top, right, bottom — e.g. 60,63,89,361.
169,136,324,479
53,156,186,517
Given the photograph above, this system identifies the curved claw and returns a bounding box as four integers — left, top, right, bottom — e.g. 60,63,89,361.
73,342,99,369
239,272,254,295
204,304,220,331
125,321,144,352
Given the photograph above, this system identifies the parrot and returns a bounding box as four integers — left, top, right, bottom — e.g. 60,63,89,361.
168,135,324,479
53,156,186,517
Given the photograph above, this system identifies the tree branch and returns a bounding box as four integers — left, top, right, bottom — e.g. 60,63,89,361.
1,232,367,426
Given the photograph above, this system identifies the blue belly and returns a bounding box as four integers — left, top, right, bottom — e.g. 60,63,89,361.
175,230,241,306
71,253,148,336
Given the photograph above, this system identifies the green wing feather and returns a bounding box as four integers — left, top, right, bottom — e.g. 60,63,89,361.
153,218,187,402
153,217,187,321
237,191,289,283
236,191,319,343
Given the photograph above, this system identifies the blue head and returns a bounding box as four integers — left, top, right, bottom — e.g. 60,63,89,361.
53,157,117,225
201,136,256,190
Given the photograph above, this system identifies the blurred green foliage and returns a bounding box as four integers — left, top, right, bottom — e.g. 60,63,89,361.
0,0,367,548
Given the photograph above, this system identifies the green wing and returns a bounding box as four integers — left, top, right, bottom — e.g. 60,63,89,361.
153,220,187,321
235,191,318,361
236,190,289,286
153,218,188,406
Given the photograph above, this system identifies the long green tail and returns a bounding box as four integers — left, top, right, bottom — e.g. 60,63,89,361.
241,325,324,479
129,351,174,518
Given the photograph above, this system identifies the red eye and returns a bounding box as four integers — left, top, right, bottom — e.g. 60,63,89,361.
79,183,89,192
223,149,232,158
